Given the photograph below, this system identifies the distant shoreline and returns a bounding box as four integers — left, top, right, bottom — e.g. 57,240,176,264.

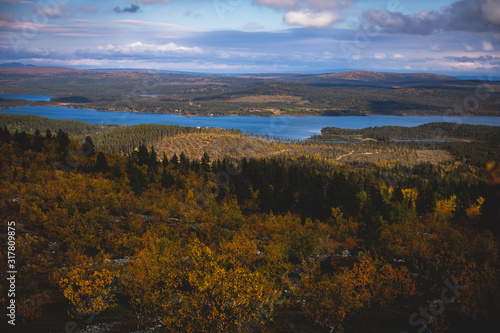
2,102,499,118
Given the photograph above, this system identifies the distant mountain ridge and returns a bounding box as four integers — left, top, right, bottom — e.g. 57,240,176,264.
316,70,458,82
0,65,456,80
0,62,35,68
0,66,93,75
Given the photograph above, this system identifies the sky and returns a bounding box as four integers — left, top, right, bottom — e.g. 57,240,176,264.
0,0,499,75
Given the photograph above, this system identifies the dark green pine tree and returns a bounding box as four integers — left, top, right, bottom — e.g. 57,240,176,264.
191,159,200,173
201,152,211,173
0,126,10,142
32,129,44,152
179,152,189,170
162,152,169,167
83,136,95,157
161,167,175,189
170,153,179,167
95,152,109,172
15,131,31,151
56,129,70,153
149,145,158,170
136,144,150,166
416,183,436,216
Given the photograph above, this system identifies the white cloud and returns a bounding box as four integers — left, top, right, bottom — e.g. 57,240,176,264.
430,43,440,51
284,9,342,28
114,19,203,32
464,44,475,51
77,42,203,59
215,50,270,59
113,42,201,55
113,19,203,39
392,53,405,59
255,0,354,29
482,40,494,51
374,53,386,60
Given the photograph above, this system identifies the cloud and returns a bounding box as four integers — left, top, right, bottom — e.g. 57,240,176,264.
430,43,440,51
0,0,32,3
254,0,297,8
482,40,494,51
254,0,354,10
76,42,202,59
112,19,204,39
442,0,496,32
184,10,201,19
244,22,265,31
135,0,171,4
114,19,202,31
373,53,386,60
113,5,141,14
482,0,500,25
33,3,72,18
76,5,97,14
254,0,354,28
362,0,500,35
362,10,440,35
464,44,475,51
445,55,497,62
0,13,14,23
284,9,342,28
31,3,96,18
302,0,354,10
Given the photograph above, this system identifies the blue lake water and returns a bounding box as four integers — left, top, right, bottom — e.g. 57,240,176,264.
0,94,54,101
1,106,500,140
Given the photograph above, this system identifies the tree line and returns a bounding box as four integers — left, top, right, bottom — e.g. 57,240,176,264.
0,127,498,332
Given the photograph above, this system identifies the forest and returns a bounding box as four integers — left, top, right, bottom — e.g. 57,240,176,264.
0,115,499,332
1,67,499,116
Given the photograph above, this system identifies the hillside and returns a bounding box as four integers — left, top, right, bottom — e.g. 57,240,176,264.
0,66,499,116
0,119,498,333
317,70,456,82
0,66,92,75
0,114,455,166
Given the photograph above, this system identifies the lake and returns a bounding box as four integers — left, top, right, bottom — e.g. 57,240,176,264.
1,106,500,140
0,94,54,102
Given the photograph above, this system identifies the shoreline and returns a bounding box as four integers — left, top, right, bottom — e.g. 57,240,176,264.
1,103,499,118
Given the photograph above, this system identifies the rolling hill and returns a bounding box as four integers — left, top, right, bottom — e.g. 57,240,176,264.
0,66,498,116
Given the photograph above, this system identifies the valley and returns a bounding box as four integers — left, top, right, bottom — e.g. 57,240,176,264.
1,67,499,117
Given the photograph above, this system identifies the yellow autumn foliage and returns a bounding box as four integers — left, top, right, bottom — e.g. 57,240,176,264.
58,267,116,319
